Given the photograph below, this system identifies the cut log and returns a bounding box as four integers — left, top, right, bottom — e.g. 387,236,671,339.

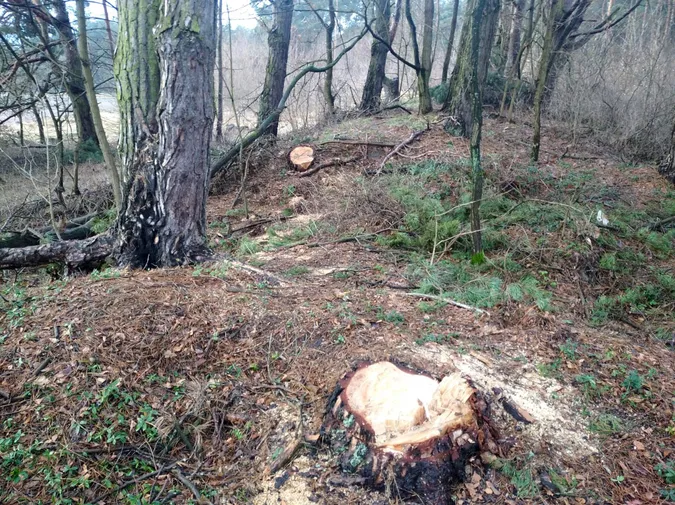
0,234,113,270
288,145,315,171
321,361,496,505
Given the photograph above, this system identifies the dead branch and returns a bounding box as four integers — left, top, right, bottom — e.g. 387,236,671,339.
0,234,113,270
378,130,426,173
297,154,361,177
403,292,490,315
318,139,397,147
648,215,675,231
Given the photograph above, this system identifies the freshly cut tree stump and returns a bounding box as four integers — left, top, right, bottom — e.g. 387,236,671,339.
322,361,495,505
288,145,315,171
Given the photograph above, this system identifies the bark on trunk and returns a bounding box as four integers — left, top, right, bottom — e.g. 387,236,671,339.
0,235,113,270
441,0,460,84
419,0,435,114
216,0,225,141
322,362,496,505
443,0,500,136
51,0,98,146
322,0,336,115
114,0,216,268
505,0,526,78
659,111,675,185
258,0,294,136
360,0,391,112
495,0,513,76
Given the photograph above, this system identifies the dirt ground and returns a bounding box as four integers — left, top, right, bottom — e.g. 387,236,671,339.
1,110,674,504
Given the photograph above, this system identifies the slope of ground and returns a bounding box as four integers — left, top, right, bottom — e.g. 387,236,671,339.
1,111,674,504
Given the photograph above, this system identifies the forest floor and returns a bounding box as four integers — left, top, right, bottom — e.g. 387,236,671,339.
1,109,674,505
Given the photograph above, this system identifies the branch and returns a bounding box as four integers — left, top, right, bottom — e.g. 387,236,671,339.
362,12,421,71
569,0,643,39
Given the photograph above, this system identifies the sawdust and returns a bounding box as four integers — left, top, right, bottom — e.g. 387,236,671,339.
411,344,599,459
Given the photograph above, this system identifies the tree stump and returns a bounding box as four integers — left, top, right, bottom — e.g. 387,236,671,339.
322,361,495,504
288,145,315,171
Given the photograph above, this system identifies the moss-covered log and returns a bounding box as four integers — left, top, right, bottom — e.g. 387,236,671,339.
322,361,496,505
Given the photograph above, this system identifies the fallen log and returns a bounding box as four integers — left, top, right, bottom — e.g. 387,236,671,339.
321,361,497,505
0,212,100,248
0,234,113,270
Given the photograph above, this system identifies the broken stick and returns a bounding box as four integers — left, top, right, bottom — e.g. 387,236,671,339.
377,130,426,174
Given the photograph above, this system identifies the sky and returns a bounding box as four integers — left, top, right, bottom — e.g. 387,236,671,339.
87,0,259,29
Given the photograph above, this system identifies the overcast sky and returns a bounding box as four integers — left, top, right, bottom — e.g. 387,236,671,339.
87,0,258,29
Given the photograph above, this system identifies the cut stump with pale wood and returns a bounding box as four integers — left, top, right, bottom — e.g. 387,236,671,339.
321,361,497,505
288,145,315,171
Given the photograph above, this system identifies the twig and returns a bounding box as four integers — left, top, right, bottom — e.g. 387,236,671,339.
91,463,176,504
173,469,213,505
648,215,675,231
377,130,426,173
403,292,489,315
297,155,361,177
317,139,397,148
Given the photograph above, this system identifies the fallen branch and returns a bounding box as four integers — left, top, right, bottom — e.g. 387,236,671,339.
378,130,426,173
648,215,675,231
318,139,397,148
0,234,113,270
403,292,489,315
172,469,213,505
297,155,361,177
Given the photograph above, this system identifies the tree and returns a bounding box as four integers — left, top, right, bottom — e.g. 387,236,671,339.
443,0,500,136
216,0,225,141
441,0,460,84
505,0,526,77
360,0,391,112
303,0,337,115
407,0,435,114
114,0,216,268
258,0,294,136
660,110,675,185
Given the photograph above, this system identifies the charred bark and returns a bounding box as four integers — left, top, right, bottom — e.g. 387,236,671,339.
258,0,294,136
114,0,216,268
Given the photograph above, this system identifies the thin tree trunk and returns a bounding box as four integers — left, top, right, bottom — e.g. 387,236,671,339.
51,0,98,146
115,0,216,268
360,0,391,112
76,0,122,208
323,0,336,114
419,0,435,114
505,0,526,77
470,0,487,256
495,0,513,76
258,0,294,136
18,110,24,146
441,0,460,84
216,0,224,141
101,0,116,57
659,109,675,184
31,103,45,144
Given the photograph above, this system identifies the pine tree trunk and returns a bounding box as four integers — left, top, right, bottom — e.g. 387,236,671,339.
443,0,500,136
51,0,98,146
114,0,216,268
360,0,391,112
659,110,675,185
441,0,460,84
258,0,294,136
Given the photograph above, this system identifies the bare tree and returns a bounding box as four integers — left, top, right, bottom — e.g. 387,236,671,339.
258,0,294,136
360,0,391,112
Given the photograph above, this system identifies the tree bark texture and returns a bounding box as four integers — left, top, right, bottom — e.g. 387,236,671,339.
419,0,435,114
360,0,391,112
114,0,161,183
441,0,460,84
494,0,513,75
114,0,216,268
258,0,294,136
0,235,113,270
443,0,500,136
51,0,98,145
216,0,225,141
505,0,526,78
659,110,675,185
323,0,336,114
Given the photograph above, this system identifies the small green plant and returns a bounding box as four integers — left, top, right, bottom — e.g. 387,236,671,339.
414,333,456,345
622,370,644,394
285,265,310,277
588,414,623,436
559,339,578,360
383,310,405,324
500,459,539,498
536,359,562,378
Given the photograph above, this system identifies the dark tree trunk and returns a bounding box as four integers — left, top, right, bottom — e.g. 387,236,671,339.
505,0,526,78
323,0,336,114
258,0,294,136
114,0,216,268
443,0,500,136
51,0,98,146
441,0,460,84
660,111,675,185
360,0,391,112
419,0,435,114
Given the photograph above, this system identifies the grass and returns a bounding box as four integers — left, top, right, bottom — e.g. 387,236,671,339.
500,458,539,498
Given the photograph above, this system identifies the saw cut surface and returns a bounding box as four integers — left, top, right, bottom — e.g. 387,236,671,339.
340,361,475,449
289,145,315,171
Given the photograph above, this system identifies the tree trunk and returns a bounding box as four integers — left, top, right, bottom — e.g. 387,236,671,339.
360,0,391,112
659,110,675,185
419,0,435,114
495,0,513,76
216,0,224,141
114,0,216,268
443,0,500,136
322,362,496,505
531,0,563,162
51,0,98,146
31,103,45,144
505,0,526,78
469,0,487,256
441,0,460,84
76,0,122,208
114,0,161,183
258,0,294,136
323,0,336,115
